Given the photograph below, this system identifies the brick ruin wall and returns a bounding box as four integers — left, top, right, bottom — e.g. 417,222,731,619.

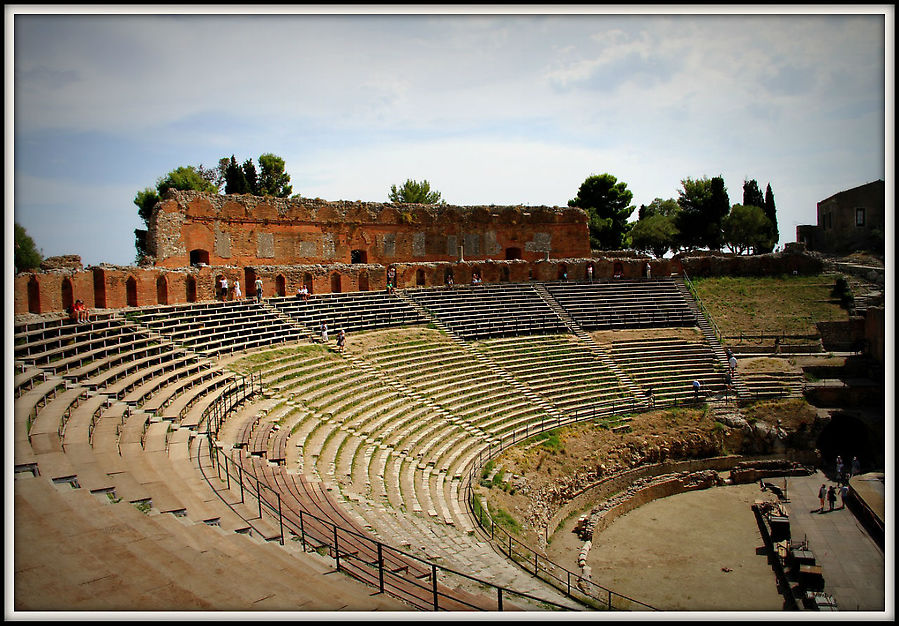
148,190,591,268
14,249,826,316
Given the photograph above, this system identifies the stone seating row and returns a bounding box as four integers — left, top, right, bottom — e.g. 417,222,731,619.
739,371,805,400
13,473,407,610
607,337,727,403
474,334,633,417
228,453,490,611
15,322,156,374
127,300,304,357
13,315,121,355
545,279,696,330
408,284,565,340
269,290,428,334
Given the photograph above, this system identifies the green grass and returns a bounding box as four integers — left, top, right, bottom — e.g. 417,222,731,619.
488,503,521,534
691,274,848,337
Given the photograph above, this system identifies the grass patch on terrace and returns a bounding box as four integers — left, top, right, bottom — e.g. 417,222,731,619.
229,344,334,374
691,274,848,337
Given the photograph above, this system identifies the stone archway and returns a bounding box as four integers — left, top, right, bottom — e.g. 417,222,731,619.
303,273,314,294
28,276,41,313
126,276,138,307
186,276,197,303
358,271,369,292
61,278,75,312
276,275,286,297
156,275,168,305
330,272,342,293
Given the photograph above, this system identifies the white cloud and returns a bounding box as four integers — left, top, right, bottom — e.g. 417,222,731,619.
9,9,889,263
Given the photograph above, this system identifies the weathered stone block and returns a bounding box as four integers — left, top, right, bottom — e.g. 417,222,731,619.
257,232,275,258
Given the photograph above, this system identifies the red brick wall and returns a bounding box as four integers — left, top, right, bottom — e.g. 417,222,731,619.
148,191,591,268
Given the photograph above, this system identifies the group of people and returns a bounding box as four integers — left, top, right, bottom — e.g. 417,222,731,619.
835,455,861,484
816,455,862,513
69,299,90,323
818,482,849,512
218,276,241,301
319,322,346,352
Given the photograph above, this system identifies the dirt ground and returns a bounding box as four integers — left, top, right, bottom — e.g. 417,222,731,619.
549,482,786,611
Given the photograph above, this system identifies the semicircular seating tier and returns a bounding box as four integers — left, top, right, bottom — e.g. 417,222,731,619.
13,278,738,612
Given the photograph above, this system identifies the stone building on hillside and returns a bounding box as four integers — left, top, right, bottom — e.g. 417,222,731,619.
796,180,885,254
147,190,590,268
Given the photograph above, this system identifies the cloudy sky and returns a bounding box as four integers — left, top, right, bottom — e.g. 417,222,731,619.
7,6,892,267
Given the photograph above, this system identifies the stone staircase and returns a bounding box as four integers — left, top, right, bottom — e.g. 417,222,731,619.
533,282,647,405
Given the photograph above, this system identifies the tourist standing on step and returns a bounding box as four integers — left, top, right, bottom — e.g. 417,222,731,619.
220,276,229,301
647,385,655,408
321,321,328,344
827,485,837,511
692,379,701,401
835,456,844,482
586,264,593,283
851,456,861,477
233,279,242,300
337,329,346,353
840,483,849,509
646,262,651,279
818,483,827,512
255,277,264,302
728,353,738,377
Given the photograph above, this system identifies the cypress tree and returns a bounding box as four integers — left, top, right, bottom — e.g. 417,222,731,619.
764,183,779,250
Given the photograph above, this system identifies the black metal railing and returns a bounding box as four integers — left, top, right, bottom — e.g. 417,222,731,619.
681,271,724,345
196,375,575,612
463,405,659,611
202,441,574,612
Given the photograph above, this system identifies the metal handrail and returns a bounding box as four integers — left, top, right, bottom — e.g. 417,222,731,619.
463,405,661,611
197,377,574,612
681,271,724,345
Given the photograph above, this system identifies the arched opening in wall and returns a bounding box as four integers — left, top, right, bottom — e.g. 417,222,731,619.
61,278,75,313
93,271,106,308
816,411,883,473
126,276,138,307
276,275,286,297
330,272,342,293
351,249,368,264
358,272,369,292
190,249,210,266
156,275,168,305
186,276,197,303
28,276,41,313
528,269,534,281
444,268,454,285
613,262,624,278
500,266,510,282
557,264,568,280
245,268,257,298
303,273,314,295
505,247,522,260
416,269,426,286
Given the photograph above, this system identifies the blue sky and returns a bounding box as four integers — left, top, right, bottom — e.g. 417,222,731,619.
7,6,892,267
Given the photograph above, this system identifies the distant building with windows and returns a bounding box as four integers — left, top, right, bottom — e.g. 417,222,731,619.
797,180,885,254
